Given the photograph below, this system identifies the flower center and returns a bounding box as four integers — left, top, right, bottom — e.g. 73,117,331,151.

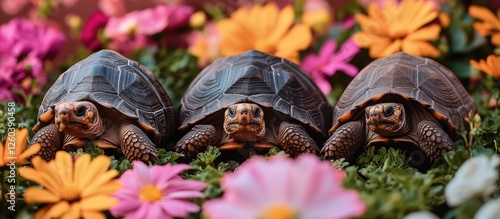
139,185,162,202
259,203,296,219
60,184,81,202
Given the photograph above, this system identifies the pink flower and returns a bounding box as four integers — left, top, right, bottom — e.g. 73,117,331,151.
187,22,222,67
0,18,65,102
81,11,109,51
98,0,126,17
301,38,360,94
0,0,29,15
103,4,193,54
359,0,445,9
0,18,66,59
203,154,366,219
104,4,193,37
110,161,207,219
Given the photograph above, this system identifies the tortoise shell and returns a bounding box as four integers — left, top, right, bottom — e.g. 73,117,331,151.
331,52,476,137
179,50,332,137
34,49,176,144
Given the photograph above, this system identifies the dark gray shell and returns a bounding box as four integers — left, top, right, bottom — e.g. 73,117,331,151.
35,50,176,144
179,50,332,136
331,52,476,136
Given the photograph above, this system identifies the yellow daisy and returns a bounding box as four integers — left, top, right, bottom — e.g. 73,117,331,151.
0,128,40,167
470,54,500,79
469,5,500,46
353,0,442,58
217,2,312,64
18,151,121,219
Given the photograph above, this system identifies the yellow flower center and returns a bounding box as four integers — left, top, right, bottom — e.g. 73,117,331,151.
259,203,296,219
139,185,162,202
60,184,81,202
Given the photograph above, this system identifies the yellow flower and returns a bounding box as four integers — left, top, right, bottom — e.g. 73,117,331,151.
470,55,500,79
353,0,442,58
217,3,312,64
469,5,500,46
0,128,40,167
302,8,332,34
18,151,121,219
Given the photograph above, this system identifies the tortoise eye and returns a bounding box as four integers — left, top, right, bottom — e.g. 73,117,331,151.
383,106,394,117
75,106,86,117
228,107,235,117
253,108,261,118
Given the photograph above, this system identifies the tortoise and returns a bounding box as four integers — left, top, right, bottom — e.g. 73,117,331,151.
28,49,176,161
175,50,332,158
321,52,477,163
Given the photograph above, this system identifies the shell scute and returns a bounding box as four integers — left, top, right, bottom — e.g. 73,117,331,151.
179,50,332,135
35,50,176,144
332,52,476,135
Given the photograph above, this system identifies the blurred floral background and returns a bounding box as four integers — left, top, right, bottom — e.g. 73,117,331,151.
2,0,500,218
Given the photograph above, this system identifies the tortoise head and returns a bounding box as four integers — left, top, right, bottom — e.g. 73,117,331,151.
53,101,105,138
223,103,266,142
365,103,409,136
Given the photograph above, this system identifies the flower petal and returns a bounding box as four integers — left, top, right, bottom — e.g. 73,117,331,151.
42,201,70,219
80,195,118,211
80,170,119,197
23,187,61,204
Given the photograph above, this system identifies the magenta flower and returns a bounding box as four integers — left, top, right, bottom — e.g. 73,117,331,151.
110,161,207,219
203,154,366,219
0,18,66,59
301,38,360,94
103,4,193,54
81,11,109,52
0,18,65,102
104,4,193,37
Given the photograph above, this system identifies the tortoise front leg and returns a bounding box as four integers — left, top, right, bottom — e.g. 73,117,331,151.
277,121,319,157
417,120,454,161
120,124,158,162
29,124,62,161
174,125,221,159
321,121,365,161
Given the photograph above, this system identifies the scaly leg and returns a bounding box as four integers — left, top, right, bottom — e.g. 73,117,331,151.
29,124,62,161
120,124,158,162
174,125,220,159
417,120,454,161
321,121,365,161
278,122,319,157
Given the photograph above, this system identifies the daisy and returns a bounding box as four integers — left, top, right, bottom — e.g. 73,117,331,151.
110,161,207,218
203,154,366,219
18,151,121,219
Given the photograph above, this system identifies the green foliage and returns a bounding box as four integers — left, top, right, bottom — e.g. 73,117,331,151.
476,109,500,152
139,48,201,107
344,147,471,219
186,146,239,199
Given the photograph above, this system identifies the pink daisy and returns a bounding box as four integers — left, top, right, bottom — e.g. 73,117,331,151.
110,161,207,219
301,38,360,94
203,154,366,219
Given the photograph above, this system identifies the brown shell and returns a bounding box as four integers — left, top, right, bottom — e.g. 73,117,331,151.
179,50,332,136
331,52,476,136
34,50,176,144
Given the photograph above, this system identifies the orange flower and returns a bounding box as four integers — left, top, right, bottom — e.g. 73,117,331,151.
217,3,312,64
353,0,442,58
0,128,40,167
469,5,500,46
470,55,500,79
18,151,121,219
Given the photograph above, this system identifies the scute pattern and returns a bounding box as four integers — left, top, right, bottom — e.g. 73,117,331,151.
179,50,332,134
36,50,176,144
332,52,476,134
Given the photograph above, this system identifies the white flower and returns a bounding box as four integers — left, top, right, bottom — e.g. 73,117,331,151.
474,198,500,219
404,211,439,219
445,155,500,207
